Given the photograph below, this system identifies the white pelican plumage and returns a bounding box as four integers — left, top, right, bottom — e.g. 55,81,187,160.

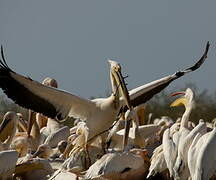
108,123,160,150
0,150,18,179
192,123,216,180
0,111,20,150
162,128,178,178
147,118,181,178
11,111,41,157
187,120,207,178
0,111,19,141
68,121,89,158
147,144,167,178
187,133,204,177
0,42,209,142
15,157,54,180
171,89,207,180
17,112,28,132
51,171,78,180
170,88,195,179
85,149,149,180
182,119,206,162
36,77,58,130
44,126,70,148
59,121,91,172
40,117,63,142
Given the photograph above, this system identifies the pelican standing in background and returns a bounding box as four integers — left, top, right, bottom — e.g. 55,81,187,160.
107,114,161,150
0,42,209,144
170,88,196,179
162,127,178,178
37,77,60,131
187,120,207,178
0,111,20,150
114,108,146,149
171,88,202,179
32,77,70,147
193,122,216,180
0,111,19,142
11,110,41,156
17,113,28,132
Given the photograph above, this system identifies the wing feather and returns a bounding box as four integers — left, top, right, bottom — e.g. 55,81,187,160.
0,51,96,120
129,41,210,107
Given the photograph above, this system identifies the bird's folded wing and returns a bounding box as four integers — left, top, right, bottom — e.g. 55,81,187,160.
129,42,210,107
0,55,96,121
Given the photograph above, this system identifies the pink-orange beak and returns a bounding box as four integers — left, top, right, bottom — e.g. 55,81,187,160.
170,91,187,107
170,91,185,97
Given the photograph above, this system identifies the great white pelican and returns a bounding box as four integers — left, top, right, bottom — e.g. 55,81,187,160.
0,42,209,142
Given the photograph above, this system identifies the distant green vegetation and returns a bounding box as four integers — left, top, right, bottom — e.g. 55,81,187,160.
145,83,216,124
0,83,215,125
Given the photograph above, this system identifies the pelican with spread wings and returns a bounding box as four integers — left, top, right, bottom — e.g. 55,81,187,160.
0,42,209,140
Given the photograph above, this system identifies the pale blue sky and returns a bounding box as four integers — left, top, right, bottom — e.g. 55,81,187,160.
0,0,215,98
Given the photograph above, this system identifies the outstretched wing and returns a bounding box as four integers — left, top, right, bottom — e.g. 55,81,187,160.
0,47,96,120
129,42,210,107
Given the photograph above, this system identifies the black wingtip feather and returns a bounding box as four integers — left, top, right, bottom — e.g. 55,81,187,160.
185,41,210,72
0,46,58,119
128,42,210,109
0,45,11,70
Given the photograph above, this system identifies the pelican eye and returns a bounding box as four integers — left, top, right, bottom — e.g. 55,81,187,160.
56,113,65,121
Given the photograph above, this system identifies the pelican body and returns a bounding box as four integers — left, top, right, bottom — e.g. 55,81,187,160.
193,127,216,180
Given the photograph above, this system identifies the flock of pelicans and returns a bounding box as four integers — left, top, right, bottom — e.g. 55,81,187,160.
0,42,215,180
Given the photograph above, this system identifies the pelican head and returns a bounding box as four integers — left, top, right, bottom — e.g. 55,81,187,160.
32,144,52,159
16,113,23,120
42,77,58,88
108,60,121,72
108,59,131,109
16,113,27,132
170,88,194,108
3,111,18,122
